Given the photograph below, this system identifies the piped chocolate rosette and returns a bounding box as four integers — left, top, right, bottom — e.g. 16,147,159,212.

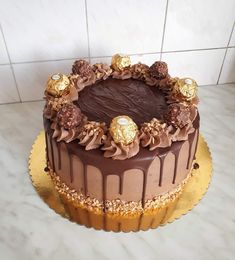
43,54,199,160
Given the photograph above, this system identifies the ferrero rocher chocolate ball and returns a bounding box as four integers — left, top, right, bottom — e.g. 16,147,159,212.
149,61,168,79
57,104,82,130
176,78,198,100
164,103,191,128
111,54,131,71
72,59,92,76
109,115,138,145
46,74,70,97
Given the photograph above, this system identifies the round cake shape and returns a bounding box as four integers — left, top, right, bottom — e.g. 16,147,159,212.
44,121,199,213
43,57,199,215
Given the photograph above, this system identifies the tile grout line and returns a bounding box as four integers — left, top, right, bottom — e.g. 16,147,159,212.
1,46,233,67
160,0,169,60
0,23,22,102
10,56,90,65
0,99,44,106
217,20,235,84
216,49,228,85
84,0,91,62
161,46,228,53
0,63,10,66
199,82,235,87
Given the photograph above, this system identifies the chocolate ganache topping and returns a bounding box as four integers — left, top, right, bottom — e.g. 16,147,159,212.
77,78,168,126
44,54,199,160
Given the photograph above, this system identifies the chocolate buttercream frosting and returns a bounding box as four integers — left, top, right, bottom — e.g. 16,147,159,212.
158,77,178,93
102,133,140,160
144,72,158,86
131,63,149,80
93,63,112,80
78,121,107,150
51,122,80,143
140,118,172,150
43,97,70,120
112,68,132,79
171,123,195,142
70,72,96,92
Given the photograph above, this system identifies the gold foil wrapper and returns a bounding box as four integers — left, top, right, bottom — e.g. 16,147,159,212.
46,74,71,97
28,132,212,232
111,54,131,71
109,116,138,145
176,78,198,100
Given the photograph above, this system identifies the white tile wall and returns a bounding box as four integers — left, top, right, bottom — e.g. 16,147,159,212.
229,27,235,47
162,49,226,85
0,29,9,64
0,0,234,104
219,48,235,84
130,53,161,66
0,0,88,63
87,0,166,56
90,53,161,66
0,65,20,103
163,0,235,51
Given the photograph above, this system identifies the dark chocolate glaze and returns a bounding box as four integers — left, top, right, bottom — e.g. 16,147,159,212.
158,155,166,187
69,156,73,182
44,77,200,208
77,78,168,126
44,115,199,208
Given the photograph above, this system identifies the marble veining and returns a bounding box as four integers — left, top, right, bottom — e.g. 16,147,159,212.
0,84,235,260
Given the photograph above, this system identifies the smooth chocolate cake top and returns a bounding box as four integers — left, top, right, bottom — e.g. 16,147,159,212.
77,78,167,126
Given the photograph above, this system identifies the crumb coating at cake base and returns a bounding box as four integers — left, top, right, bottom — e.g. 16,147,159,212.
47,164,192,216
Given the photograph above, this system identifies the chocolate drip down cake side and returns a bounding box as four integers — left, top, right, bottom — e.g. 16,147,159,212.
43,54,200,231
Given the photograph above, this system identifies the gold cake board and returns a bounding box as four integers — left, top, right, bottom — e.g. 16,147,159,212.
28,131,212,232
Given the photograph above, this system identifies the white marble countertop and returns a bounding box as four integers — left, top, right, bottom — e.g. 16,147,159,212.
0,84,235,260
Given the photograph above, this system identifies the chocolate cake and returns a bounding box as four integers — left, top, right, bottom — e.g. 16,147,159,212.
43,54,199,231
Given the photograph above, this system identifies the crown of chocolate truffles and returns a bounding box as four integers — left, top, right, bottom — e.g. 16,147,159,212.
72,60,92,77
57,104,82,130
44,56,199,161
149,61,168,79
164,103,191,128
